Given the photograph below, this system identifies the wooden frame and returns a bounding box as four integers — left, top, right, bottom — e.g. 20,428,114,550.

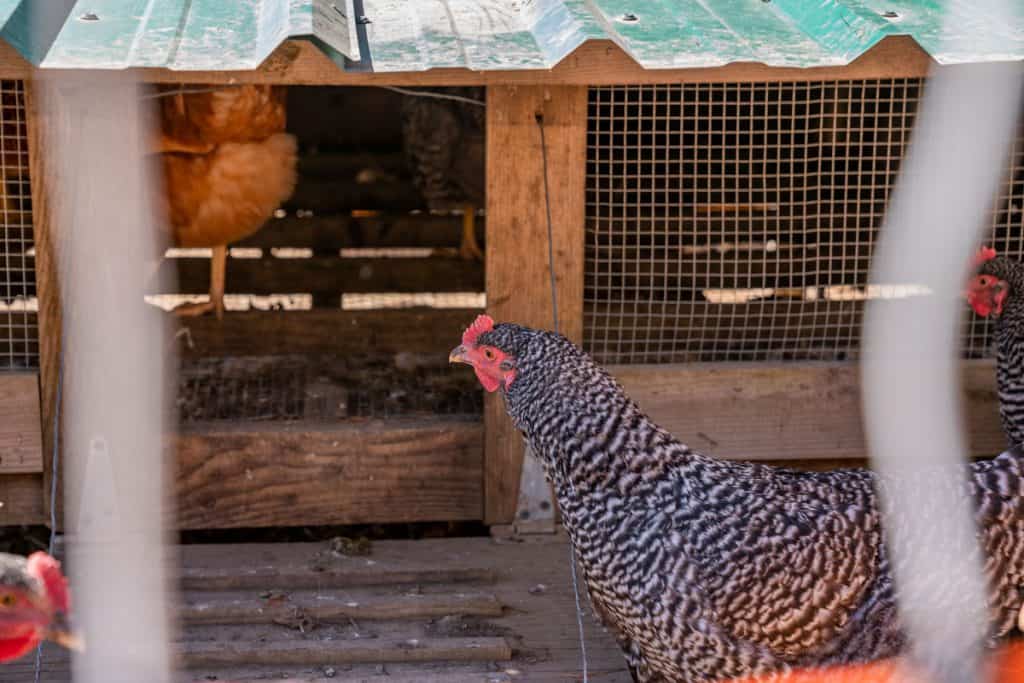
8,32,986,529
484,85,587,525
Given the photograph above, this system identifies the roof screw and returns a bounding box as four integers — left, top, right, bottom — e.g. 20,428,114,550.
621,13,638,22
356,15,372,25
79,12,99,21
881,10,899,18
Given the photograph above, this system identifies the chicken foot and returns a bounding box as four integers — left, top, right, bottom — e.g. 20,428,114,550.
173,244,226,319
458,204,483,261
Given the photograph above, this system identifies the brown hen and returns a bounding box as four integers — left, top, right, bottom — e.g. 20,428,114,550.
153,84,297,318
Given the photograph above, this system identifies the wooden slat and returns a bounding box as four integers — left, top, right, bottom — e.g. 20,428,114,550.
26,81,62,523
174,418,484,529
130,36,933,86
204,676,512,683
613,359,1004,462
237,215,485,251
182,637,512,668
484,85,587,524
0,372,42,473
181,566,497,592
174,308,481,359
165,255,483,296
0,473,44,524
182,592,503,624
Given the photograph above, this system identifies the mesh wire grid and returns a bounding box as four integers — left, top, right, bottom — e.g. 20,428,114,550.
177,355,483,423
584,81,1024,364
0,80,36,370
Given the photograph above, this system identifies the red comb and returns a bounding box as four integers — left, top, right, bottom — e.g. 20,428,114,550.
975,245,997,267
26,552,70,614
462,314,494,346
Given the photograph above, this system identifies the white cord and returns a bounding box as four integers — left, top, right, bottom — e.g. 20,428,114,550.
377,85,485,107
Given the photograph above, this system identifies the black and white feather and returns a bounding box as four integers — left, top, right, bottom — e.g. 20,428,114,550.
478,322,1024,682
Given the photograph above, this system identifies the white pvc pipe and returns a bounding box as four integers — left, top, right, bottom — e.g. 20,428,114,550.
862,30,1023,683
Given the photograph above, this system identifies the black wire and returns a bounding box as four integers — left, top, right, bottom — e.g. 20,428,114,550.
33,347,63,683
536,112,588,682
536,114,560,335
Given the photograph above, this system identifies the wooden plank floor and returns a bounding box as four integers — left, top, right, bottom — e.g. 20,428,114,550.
5,535,631,682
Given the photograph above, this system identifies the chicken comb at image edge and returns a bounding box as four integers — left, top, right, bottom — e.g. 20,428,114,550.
975,245,998,266
462,314,494,346
26,552,69,614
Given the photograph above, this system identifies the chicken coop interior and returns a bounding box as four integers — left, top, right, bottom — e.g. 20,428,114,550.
0,2,1019,679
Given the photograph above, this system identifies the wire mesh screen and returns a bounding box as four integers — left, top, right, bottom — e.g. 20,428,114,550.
585,82,1024,364
177,355,482,424
0,80,35,370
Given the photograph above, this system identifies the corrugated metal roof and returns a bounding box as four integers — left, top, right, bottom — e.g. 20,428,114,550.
0,0,1021,72
0,0,359,70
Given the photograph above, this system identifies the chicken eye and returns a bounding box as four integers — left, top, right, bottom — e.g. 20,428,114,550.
483,348,496,361
0,594,15,607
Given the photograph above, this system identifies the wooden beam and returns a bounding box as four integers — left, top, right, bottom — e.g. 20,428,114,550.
182,636,512,668
0,473,44,525
164,255,483,297
124,36,934,87
181,591,503,625
174,418,483,529
0,372,42,473
612,359,1005,462
174,308,482,359
484,85,587,525
25,80,61,524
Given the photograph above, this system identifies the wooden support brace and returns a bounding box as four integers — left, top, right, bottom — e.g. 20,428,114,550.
484,85,587,525
26,80,63,528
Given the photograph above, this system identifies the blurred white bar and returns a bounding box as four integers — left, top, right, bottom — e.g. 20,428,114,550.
862,35,1023,683
33,71,179,681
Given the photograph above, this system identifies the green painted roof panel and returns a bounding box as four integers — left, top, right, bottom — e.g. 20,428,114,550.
0,0,1019,72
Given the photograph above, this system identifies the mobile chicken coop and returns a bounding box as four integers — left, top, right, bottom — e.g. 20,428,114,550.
0,1,1021,681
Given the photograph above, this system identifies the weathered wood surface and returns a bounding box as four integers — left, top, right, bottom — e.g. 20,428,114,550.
0,473,43,525
172,308,480,359
182,592,503,625
614,359,1005,461
484,85,587,525
0,372,41,473
174,418,484,529
183,637,513,668
15,535,633,682
164,255,483,297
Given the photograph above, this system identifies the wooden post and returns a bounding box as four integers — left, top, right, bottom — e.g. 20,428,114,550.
26,79,63,528
483,85,587,525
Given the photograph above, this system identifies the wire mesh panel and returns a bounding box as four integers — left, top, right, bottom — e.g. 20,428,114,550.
0,80,36,370
177,355,483,424
585,82,1024,364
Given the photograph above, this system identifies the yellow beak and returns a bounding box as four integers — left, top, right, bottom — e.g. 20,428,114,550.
449,345,469,364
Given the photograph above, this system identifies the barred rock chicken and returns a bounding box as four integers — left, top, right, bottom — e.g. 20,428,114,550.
400,87,485,261
450,315,1024,683
152,84,298,318
967,245,1024,447
0,551,78,663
